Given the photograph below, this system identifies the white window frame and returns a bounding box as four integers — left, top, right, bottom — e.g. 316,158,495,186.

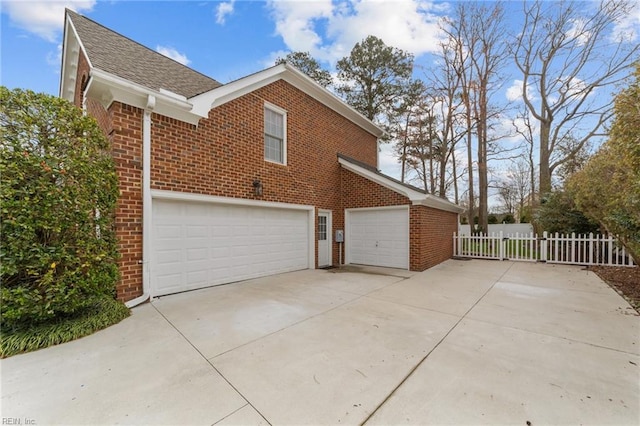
264,102,287,165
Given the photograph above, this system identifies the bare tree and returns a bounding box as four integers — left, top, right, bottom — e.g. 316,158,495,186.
498,159,531,222
439,4,475,228
513,0,639,195
512,106,538,206
444,1,509,234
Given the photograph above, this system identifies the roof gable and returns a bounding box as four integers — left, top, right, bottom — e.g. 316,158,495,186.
190,64,385,138
65,10,221,98
59,11,384,136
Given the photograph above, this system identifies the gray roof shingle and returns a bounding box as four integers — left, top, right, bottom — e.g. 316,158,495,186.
68,9,221,98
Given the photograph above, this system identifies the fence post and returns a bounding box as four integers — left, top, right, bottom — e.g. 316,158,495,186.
589,233,594,266
453,233,456,256
540,231,548,262
500,231,505,261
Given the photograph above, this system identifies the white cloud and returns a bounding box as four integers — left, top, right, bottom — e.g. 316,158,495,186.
611,0,640,42
261,49,288,68
156,46,191,65
216,0,236,25
46,43,63,68
378,141,402,180
268,0,333,56
505,79,540,103
506,79,524,102
566,18,591,46
267,0,446,64
2,0,96,42
326,0,445,59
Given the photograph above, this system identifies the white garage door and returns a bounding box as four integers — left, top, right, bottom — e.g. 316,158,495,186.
152,199,310,296
347,207,409,269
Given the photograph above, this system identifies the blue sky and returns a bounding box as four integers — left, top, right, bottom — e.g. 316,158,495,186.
2,0,639,197
0,0,459,95
1,0,465,179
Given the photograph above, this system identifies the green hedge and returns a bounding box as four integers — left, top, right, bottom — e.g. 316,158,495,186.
1,296,130,358
1,87,122,330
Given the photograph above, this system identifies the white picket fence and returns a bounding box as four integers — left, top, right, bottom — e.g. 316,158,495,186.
453,231,636,267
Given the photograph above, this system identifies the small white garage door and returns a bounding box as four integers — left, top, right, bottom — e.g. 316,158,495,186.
152,199,310,296
347,207,409,269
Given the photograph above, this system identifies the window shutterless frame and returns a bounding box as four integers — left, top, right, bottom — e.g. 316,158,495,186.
264,102,287,165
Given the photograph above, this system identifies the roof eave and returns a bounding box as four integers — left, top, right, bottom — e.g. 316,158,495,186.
413,196,465,214
60,13,82,102
281,64,385,138
87,69,206,124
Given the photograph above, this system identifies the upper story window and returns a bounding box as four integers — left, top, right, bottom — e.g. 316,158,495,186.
264,103,287,165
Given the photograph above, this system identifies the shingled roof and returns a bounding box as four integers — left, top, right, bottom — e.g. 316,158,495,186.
67,10,221,98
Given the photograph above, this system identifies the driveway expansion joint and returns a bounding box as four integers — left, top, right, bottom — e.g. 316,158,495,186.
150,304,272,425
463,316,640,356
360,262,517,425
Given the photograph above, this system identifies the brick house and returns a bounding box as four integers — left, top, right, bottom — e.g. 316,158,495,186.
60,10,463,306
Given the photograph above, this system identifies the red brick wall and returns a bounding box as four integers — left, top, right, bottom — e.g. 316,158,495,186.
149,80,379,272
82,79,380,299
410,205,458,271
74,52,143,301
341,169,411,210
109,103,144,301
79,68,457,299
341,169,457,271
149,80,377,201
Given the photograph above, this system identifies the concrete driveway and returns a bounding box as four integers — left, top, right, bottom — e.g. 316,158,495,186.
2,260,638,425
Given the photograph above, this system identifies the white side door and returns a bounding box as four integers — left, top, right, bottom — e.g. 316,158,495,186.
317,211,332,267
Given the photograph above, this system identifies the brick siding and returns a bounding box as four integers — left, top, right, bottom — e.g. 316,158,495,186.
109,102,144,301
410,206,459,271
342,169,458,271
77,54,458,300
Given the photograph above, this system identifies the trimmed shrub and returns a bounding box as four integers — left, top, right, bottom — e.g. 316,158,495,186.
1,87,121,330
503,214,516,224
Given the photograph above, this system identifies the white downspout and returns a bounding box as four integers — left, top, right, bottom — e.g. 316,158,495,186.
125,95,155,308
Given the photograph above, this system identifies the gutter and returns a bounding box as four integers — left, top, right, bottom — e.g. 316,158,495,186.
125,94,155,308
420,194,466,214
90,68,194,111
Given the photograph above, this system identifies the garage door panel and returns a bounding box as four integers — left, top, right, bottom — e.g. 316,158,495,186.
157,224,181,239
348,207,408,269
152,199,309,296
186,269,207,284
186,247,207,261
156,248,181,264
